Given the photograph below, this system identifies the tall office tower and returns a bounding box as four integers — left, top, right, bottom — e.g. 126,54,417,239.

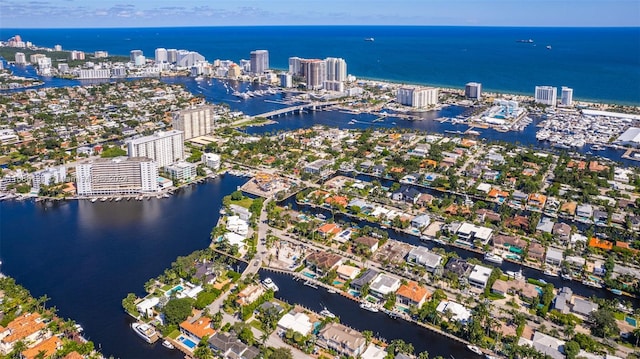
250,50,269,74
76,157,158,196
172,106,214,140
535,86,558,106
126,130,185,168
396,86,439,107
301,59,326,90
130,50,143,62
561,86,574,106
465,82,482,100
167,49,178,63
155,48,168,63
325,57,347,82
14,52,26,65
288,57,302,76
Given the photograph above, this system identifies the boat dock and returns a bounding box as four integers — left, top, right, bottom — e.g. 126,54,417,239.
621,148,640,162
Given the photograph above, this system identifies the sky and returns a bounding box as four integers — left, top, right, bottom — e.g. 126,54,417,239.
1,0,639,28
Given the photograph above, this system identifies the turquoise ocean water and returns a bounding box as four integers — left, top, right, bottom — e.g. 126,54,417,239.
1,26,639,104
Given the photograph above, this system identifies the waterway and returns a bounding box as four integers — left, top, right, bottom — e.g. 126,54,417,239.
4,64,634,166
0,175,246,359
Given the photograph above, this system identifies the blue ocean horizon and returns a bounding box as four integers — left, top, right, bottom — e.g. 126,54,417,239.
1,26,639,104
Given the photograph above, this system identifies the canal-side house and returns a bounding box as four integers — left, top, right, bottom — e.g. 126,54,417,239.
406,246,442,275
194,261,218,285
317,223,342,239
454,222,493,246
509,191,529,209
492,234,525,255
527,242,546,263
391,186,422,204
136,296,160,318
444,258,472,281
305,251,343,276
317,322,366,358
236,284,265,306
369,273,402,299
350,269,379,293
518,331,565,359
395,280,431,308
527,193,547,212
277,309,314,336
336,265,361,281
545,247,564,267
304,159,335,178
0,313,47,354
410,214,431,229
208,332,259,359
21,336,62,359
436,301,472,324
468,264,493,289
491,279,539,302
180,313,216,344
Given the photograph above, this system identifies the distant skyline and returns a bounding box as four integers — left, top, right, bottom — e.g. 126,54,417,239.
1,0,639,28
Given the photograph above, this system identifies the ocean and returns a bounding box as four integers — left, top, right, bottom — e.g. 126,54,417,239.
1,26,639,104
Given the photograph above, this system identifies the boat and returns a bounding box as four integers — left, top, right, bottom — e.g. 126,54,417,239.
561,273,572,280
162,340,175,349
467,345,483,356
315,213,327,220
538,279,547,284
90,198,97,203
261,277,279,292
131,322,157,344
610,288,623,296
364,37,375,42
467,130,481,136
100,197,108,202
74,324,84,332
506,270,524,280
517,39,534,43
582,280,603,289
303,280,318,289
444,130,464,135
115,197,122,202
591,144,605,151
543,269,559,277
320,307,336,318
485,355,498,359
359,302,379,313
546,45,552,50
483,252,503,265
327,288,337,294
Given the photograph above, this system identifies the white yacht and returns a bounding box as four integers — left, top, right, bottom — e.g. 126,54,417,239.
359,302,379,313
483,252,503,265
131,322,156,344
261,277,279,292
162,340,175,349
467,345,483,355
320,307,336,318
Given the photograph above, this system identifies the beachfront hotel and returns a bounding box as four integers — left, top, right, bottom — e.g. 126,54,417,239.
465,82,482,100
396,86,439,108
172,106,215,140
250,50,269,74
126,130,185,168
535,86,558,106
561,86,574,106
76,157,158,196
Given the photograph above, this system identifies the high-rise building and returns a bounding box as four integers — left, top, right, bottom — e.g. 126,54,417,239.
172,106,215,140
130,50,143,62
535,86,557,106
279,73,293,88
54,45,62,51
288,57,302,76
397,86,439,108
134,55,146,67
301,59,326,90
167,49,178,63
561,86,573,106
323,81,344,92
30,53,46,64
250,50,269,74
14,52,26,65
76,157,158,196
126,130,185,168
227,64,242,79
32,166,66,190
155,48,168,63
70,50,85,61
176,50,205,68
465,82,482,100
325,57,347,82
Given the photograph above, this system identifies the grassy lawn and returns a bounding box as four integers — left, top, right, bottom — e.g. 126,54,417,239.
230,198,253,209
161,284,173,291
486,292,506,301
249,320,263,331
167,329,181,339
614,312,625,321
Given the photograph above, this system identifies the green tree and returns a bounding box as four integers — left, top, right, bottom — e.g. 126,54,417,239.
162,298,194,326
564,341,580,359
269,347,293,359
589,308,620,338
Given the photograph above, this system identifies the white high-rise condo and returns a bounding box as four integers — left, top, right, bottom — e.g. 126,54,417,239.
172,106,214,140
465,82,482,100
397,86,439,108
167,49,178,63
288,57,302,76
301,59,326,90
130,50,143,63
126,130,185,168
325,57,347,82
250,50,269,74
76,157,158,196
561,87,573,106
155,48,168,63
535,86,558,106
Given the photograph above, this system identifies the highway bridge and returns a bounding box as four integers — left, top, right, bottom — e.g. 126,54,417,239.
253,101,341,119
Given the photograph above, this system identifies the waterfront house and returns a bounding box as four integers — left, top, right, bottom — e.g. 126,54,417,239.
352,236,379,253
21,336,61,359
492,234,525,254
575,204,594,222
208,332,259,359
406,246,442,274
317,322,366,358
336,265,361,281
236,284,265,306
361,344,387,359
593,210,608,226
509,191,529,209
194,262,218,285
545,247,564,267
369,273,402,298
436,301,471,324
180,314,215,343
572,298,599,317
553,287,573,314
527,242,546,262
564,256,586,271
304,159,335,177
518,331,565,359
552,222,572,242
415,193,434,206
317,223,342,238
305,251,343,276
505,215,530,231
560,201,578,216
229,204,252,221
391,186,422,204
350,269,379,293
0,313,46,354
491,279,539,301
410,214,431,229
444,258,471,278
455,222,493,246
277,310,313,336
488,188,509,203
468,264,493,289
476,208,501,223
395,280,431,308
136,296,160,318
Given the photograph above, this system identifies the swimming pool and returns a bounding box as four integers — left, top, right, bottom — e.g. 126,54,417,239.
178,335,197,349
303,272,316,279
348,289,360,297
166,285,184,296
626,317,637,327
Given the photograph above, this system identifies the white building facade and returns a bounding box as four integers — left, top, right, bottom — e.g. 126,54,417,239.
535,86,558,106
172,106,214,140
76,157,158,196
397,86,439,107
126,130,185,168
